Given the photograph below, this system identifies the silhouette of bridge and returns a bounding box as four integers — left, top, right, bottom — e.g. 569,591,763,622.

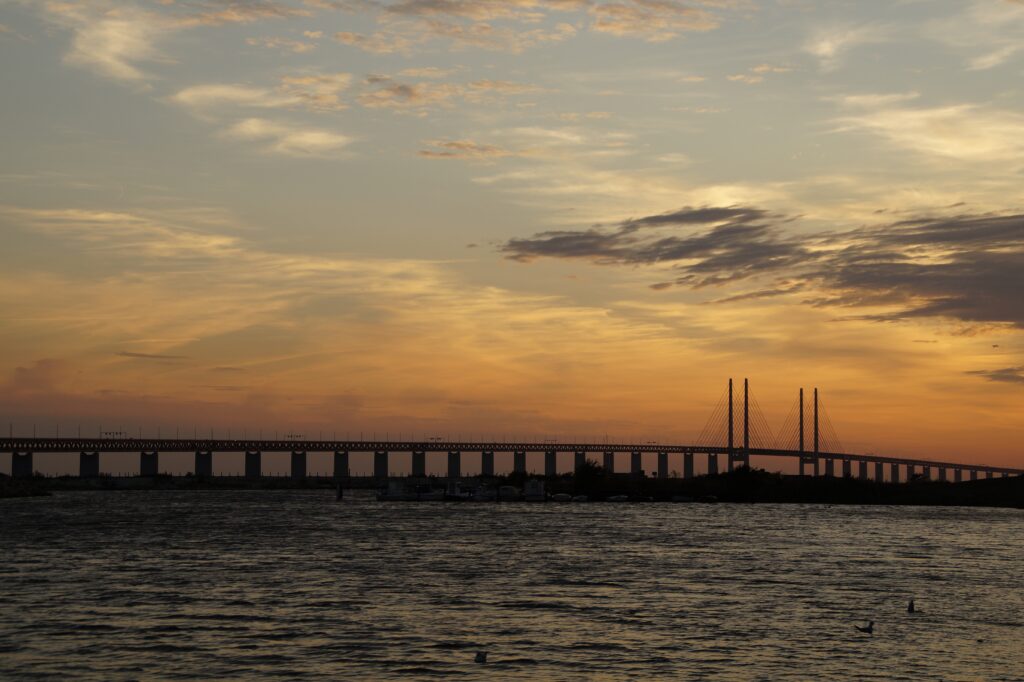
4,380,1022,482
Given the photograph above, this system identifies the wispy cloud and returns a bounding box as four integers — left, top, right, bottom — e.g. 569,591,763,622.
967,366,1024,384
835,102,1024,162
805,24,887,70
224,118,352,156
418,138,518,160
38,0,310,84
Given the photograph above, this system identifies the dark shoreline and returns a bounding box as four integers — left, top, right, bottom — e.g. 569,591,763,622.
3,468,1023,508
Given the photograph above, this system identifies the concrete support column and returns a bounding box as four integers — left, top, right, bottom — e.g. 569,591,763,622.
824,458,834,477
986,471,993,479
140,451,159,477
195,451,213,477
657,452,669,479
954,468,962,483
411,451,425,477
630,451,642,477
858,461,868,480
374,451,388,479
12,452,34,479
970,469,977,481
80,452,100,479
448,451,461,479
907,464,916,480
514,451,526,474
938,467,947,482
890,462,899,483
545,450,557,477
683,452,694,478
574,451,587,473
290,451,307,480
482,451,495,477
923,466,932,481
334,451,349,479
245,451,262,479
707,453,718,476
842,459,852,478
603,451,614,474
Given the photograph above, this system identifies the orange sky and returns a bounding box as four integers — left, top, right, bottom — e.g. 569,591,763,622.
2,0,1023,474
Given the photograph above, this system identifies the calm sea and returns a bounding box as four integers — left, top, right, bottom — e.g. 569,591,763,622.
1,491,1022,680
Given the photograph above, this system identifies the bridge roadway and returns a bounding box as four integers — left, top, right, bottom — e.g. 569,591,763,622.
3,437,1022,482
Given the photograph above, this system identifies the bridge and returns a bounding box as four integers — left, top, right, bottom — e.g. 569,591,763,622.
3,380,1022,482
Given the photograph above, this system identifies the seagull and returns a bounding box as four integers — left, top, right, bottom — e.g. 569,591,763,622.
474,651,488,664
855,621,874,635
907,599,915,614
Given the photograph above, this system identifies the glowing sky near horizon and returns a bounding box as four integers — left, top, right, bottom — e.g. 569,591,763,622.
1,0,1023,471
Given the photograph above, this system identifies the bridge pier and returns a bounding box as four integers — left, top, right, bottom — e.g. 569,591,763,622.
545,450,557,477
411,451,425,477
970,469,977,481
334,451,349,479
707,453,718,475
195,451,213,477
658,452,669,479
907,464,916,480
448,451,461,479
874,461,883,482
954,468,962,483
245,451,261,479
630,451,642,477
574,451,587,473
922,466,931,481
140,451,159,477
291,451,306,480
890,462,899,483
683,452,694,478
824,459,834,477
858,461,868,480
603,451,614,474
482,451,495,477
11,452,33,479
842,459,852,478
374,451,388,479
80,452,100,478
938,467,947,482
986,471,993,479
514,451,526,474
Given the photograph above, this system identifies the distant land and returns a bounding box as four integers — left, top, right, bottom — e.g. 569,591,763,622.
3,467,1023,508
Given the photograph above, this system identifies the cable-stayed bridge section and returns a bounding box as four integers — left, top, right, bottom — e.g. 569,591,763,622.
3,380,1022,481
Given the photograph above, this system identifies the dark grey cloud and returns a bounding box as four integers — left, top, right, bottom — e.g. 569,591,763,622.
502,206,1024,328
966,366,1024,384
503,205,808,284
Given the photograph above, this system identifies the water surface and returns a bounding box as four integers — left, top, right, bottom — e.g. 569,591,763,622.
1,491,1021,680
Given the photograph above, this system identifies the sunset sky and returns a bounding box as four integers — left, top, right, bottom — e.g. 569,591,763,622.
2,0,1023,473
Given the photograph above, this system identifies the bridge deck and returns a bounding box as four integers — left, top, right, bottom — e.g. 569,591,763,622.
2,438,1021,475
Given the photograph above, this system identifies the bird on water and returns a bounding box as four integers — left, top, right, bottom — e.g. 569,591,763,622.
474,651,488,664
855,621,874,635
907,599,915,613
